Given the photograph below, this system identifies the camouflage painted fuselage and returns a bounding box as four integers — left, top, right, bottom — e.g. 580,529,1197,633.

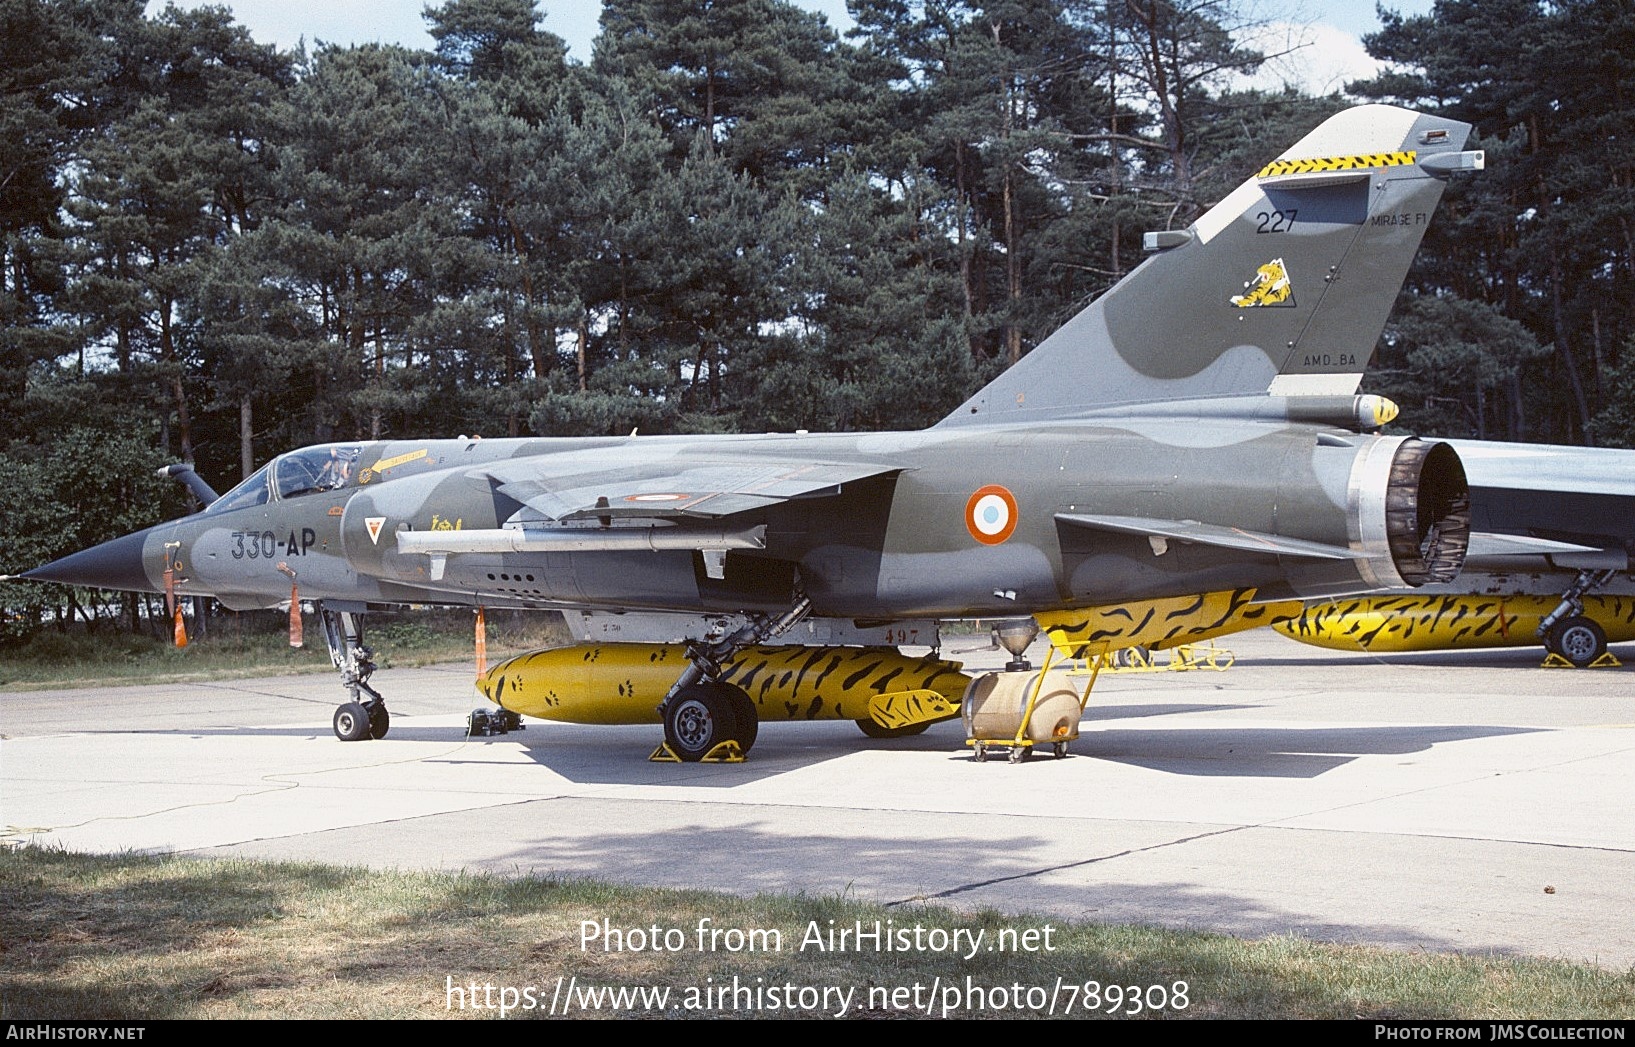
82,415,1458,624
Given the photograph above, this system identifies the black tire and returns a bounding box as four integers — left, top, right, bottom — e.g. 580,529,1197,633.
973,741,988,763
854,718,932,739
719,683,758,754
1549,616,1607,668
367,703,390,740
333,702,371,742
663,683,740,762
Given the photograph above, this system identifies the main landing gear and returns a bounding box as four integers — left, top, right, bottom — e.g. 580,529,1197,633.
1538,569,1617,668
653,594,811,762
662,680,758,761
1547,616,1608,668
321,606,390,740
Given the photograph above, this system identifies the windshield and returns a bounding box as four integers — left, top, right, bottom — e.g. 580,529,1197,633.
206,464,272,514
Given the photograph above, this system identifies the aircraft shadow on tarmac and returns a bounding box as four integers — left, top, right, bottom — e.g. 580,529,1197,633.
85,706,1537,787
424,709,1534,786
430,702,1256,787
37,718,1012,785
429,703,1246,786
431,720,974,787
1078,702,1252,722
1076,723,1540,778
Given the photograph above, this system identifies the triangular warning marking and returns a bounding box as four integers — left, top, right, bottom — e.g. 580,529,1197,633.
365,517,386,545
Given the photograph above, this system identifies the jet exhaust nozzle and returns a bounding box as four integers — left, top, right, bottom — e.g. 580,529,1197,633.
1384,439,1470,586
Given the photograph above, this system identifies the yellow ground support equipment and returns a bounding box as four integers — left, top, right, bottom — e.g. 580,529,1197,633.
963,644,1105,763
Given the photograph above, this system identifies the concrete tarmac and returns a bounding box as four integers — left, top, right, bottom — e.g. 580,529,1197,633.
4,631,1633,969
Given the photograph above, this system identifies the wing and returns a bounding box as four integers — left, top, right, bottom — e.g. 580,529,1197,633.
1448,438,1635,570
482,455,901,522
1057,512,1363,561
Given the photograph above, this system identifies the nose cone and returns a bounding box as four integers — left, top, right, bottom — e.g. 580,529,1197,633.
21,528,159,592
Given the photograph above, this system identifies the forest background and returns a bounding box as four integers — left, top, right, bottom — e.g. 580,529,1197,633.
2,0,1632,638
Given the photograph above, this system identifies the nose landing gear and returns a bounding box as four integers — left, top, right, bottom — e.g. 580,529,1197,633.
321,605,389,740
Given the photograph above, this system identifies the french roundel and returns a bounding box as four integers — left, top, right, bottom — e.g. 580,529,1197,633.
965,485,1018,545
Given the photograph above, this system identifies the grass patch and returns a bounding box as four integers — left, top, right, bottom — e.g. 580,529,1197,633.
2,847,1630,1019
0,609,567,690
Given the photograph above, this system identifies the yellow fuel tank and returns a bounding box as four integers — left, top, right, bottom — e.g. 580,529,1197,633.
1274,594,1635,652
1039,588,1304,656
480,643,969,725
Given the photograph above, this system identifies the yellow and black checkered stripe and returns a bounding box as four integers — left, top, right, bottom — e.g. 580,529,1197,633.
1257,151,1416,179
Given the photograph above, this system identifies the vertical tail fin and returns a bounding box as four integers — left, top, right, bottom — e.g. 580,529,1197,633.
938,105,1480,426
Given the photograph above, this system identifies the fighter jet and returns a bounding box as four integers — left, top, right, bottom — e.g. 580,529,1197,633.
19,105,1480,759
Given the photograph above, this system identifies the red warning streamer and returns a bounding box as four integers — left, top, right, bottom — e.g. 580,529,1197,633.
163,568,186,648
277,562,302,648
288,584,303,648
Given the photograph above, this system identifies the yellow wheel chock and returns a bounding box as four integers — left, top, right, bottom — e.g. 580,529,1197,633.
1541,651,1622,669
1091,641,1234,673
649,740,747,763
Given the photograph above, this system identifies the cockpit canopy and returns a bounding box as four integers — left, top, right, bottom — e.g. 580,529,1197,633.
206,444,364,514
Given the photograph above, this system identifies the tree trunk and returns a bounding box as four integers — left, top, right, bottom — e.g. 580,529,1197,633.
1547,246,1592,444
577,314,590,393
999,33,1022,369
955,141,976,360
240,394,254,479
371,302,384,441
705,57,716,147
507,217,550,378
160,300,193,461
1004,166,1022,367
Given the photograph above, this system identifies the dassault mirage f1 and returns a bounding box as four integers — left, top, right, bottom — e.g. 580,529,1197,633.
21,105,1479,759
